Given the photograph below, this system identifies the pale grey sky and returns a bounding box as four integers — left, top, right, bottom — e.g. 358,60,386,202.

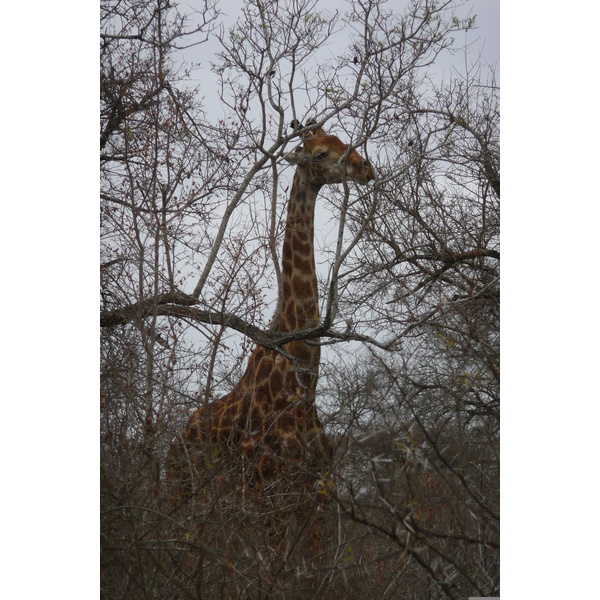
187,0,500,119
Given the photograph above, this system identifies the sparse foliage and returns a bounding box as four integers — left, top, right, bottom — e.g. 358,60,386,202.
101,0,499,598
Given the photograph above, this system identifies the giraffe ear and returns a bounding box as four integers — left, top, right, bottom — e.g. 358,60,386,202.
284,145,308,165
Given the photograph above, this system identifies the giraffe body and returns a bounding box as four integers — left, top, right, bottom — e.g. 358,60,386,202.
168,124,374,499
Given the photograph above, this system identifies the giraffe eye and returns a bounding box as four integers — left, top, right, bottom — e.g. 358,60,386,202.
315,151,328,160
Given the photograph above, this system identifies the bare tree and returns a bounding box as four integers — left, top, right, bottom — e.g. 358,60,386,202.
101,0,499,598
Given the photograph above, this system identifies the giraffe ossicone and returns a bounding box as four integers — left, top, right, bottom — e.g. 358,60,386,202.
167,123,375,502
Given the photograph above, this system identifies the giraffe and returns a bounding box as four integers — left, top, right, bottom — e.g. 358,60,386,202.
166,122,375,516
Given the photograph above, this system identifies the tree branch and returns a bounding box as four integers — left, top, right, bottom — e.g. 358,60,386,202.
100,291,403,353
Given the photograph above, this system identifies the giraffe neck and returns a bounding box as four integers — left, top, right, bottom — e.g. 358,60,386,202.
168,167,333,499
277,169,322,333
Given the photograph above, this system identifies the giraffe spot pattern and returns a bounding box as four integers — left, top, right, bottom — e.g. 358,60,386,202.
167,126,373,500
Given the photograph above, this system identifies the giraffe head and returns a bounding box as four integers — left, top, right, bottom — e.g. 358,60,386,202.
285,121,375,185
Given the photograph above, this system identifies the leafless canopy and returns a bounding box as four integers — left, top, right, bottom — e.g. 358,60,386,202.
101,0,499,598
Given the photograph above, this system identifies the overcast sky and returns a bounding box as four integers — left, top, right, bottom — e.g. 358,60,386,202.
210,0,499,65
189,0,499,119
